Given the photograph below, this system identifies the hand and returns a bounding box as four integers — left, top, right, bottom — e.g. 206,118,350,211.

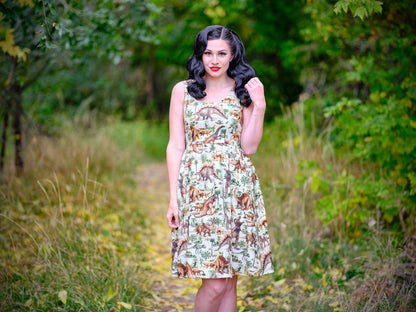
166,201,179,229
244,77,266,110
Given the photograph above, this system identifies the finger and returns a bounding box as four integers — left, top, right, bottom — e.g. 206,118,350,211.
253,77,262,85
245,81,254,90
247,78,260,89
168,219,177,229
248,78,255,85
168,214,179,228
252,78,261,87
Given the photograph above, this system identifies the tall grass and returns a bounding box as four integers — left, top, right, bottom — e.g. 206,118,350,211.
0,119,152,311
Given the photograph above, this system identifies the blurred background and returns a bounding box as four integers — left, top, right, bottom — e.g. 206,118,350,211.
1,0,415,311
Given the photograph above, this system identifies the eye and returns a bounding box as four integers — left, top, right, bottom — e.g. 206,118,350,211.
204,51,211,55
219,52,227,56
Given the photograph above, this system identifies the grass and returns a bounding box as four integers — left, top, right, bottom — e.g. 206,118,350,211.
0,119,154,311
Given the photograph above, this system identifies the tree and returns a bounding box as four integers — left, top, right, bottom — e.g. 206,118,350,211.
0,0,161,177
1,0,47,176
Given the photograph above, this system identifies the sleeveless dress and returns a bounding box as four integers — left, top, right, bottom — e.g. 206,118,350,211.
171,84,274,279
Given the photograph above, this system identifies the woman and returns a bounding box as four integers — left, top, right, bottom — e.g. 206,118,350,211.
166,25,273,312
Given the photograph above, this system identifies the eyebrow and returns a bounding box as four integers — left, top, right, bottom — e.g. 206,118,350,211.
204,49,229,52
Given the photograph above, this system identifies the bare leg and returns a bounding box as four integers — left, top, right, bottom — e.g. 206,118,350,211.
218,276,237,312
195,278,228,312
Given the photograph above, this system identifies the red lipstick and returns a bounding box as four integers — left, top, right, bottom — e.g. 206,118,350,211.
210,66,220,72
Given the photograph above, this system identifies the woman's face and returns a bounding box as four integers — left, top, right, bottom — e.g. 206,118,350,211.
202,39,234,79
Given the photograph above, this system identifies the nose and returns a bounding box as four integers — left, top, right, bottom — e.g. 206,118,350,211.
212,54,219,64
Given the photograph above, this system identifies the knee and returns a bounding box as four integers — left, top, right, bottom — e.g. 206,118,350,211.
224,276,237,294
204,279,228,299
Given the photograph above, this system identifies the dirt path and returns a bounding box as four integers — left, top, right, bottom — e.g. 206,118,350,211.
137,163,200,311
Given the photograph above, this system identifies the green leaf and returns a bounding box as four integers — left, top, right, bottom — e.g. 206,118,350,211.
45,41,58,49
333,1,344,14
353,7,368,20
373,1,383,14
346,71,361,82
311,176,321,193
341,0,350,13
334,0,351,14
334,0,348,14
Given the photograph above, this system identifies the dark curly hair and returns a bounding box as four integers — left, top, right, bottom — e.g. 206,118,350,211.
186,25,255,107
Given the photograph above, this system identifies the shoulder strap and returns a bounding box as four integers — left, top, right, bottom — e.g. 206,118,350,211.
184,80,195,99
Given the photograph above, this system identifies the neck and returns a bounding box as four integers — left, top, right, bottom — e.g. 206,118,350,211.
204,75,234,90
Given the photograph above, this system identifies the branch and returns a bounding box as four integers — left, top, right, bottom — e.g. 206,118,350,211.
41,0,53,40
7,56,17,85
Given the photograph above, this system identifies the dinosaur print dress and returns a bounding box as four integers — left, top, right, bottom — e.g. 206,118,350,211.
171,84,274,279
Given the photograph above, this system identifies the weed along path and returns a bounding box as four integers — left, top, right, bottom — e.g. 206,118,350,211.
136,163,199,311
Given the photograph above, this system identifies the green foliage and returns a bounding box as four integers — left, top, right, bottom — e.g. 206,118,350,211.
244,0,305,119
23,58,141,130
1,0,163,129
334,0,383,20
409,172,416,196
286,0,416,235
323,56,416,231
52,0,162,60
296,160,402,235
0,0,37,62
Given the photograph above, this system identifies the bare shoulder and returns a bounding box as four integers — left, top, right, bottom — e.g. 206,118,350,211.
170,81,187,110
171,81,187,98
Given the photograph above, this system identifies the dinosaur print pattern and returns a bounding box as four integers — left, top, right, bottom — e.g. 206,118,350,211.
195,106,227,121
171,83,274,279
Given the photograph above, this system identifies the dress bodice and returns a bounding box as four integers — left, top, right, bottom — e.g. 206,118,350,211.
183,88,243,150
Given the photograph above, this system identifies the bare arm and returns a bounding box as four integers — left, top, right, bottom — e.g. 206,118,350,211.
166,81,186,228
240,77,266,155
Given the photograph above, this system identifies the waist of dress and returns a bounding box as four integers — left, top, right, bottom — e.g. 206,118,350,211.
186,139,240,149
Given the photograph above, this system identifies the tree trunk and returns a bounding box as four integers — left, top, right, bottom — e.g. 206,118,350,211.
1,56,18,177
12,86,24,176
3,56,25,176
0,98,8,175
